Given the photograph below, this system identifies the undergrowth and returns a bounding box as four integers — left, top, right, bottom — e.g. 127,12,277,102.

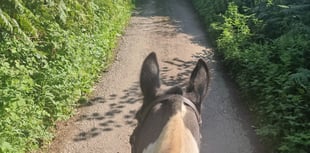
193,0,310,152
0,0,132,152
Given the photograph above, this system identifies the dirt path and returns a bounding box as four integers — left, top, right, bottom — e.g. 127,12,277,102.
47,0,265,152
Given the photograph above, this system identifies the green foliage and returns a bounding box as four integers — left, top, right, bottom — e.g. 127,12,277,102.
217,3,251,59
193,0,310,152
0,0,132,152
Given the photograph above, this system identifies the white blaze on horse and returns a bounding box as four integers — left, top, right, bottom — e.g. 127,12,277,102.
130,52,209,153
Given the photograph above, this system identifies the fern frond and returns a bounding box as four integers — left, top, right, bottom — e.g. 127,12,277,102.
11,18,31,42
13,0,25,12
290,68,310,88
279,4,310,15
0,9,13,32
58,0,67,24
17,14,38,37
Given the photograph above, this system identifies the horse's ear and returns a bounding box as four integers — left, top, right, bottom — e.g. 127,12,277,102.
140,52,160,100
186,59,209,107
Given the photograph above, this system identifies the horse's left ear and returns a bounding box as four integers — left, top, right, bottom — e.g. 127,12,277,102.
186,59,209,109
140,52,161,101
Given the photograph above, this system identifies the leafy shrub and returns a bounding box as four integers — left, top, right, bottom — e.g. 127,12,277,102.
193,0,310,152
0,0,132,152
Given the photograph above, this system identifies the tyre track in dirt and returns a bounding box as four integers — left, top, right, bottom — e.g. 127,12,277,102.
47,0,265,152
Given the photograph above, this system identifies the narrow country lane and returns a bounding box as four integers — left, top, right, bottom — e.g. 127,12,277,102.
47,0,265,152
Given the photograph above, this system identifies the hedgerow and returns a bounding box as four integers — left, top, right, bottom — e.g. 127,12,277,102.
192,0,310,152
0,0,132,152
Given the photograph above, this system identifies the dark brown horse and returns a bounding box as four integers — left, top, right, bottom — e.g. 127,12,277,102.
130,52,209,153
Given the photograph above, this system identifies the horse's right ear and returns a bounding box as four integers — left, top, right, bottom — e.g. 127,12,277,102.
140,52,160,100
186,59,209,108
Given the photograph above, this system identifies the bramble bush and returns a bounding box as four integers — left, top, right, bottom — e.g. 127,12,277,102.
0,0,132,152
193,0,310,152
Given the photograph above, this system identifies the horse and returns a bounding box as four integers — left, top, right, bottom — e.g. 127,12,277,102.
130,52,209,153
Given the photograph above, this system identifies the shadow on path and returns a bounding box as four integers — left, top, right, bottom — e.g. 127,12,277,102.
72,81,141,141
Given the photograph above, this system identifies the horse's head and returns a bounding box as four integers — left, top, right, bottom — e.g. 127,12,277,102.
130,52,209,153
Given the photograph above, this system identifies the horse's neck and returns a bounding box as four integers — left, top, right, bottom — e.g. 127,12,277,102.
143,107,199,153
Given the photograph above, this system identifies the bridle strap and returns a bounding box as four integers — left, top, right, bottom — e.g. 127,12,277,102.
182,97,202,125
136,95,201,127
